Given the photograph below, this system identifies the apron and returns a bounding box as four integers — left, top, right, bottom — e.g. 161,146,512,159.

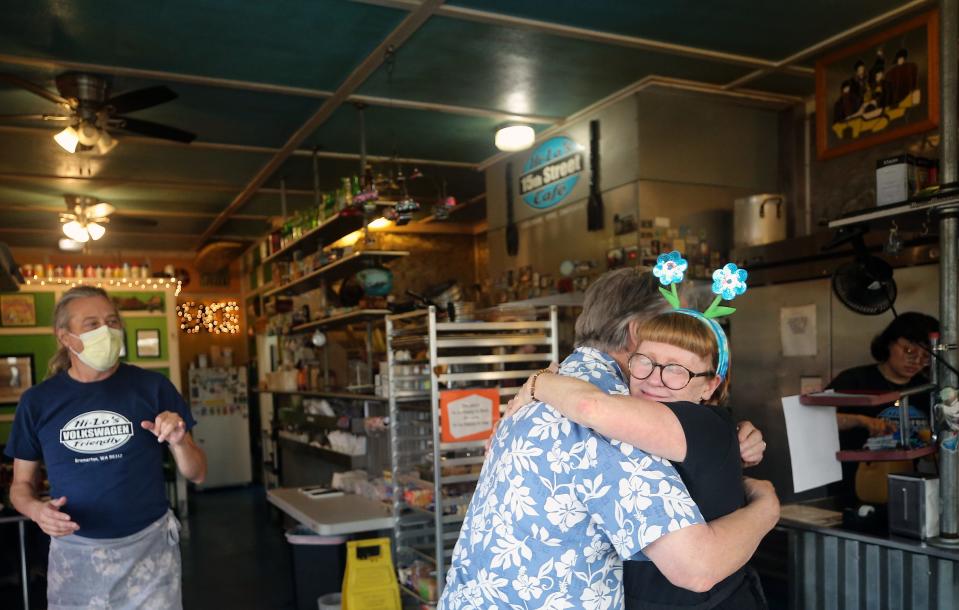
626,566,768,610
47,510,182,610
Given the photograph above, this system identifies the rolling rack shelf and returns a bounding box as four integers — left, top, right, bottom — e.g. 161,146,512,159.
387,305,560,606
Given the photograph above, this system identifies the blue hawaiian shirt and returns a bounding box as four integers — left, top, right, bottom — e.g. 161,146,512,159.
439,347,704,610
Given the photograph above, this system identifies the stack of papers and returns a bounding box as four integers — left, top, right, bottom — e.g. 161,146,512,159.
298,486,345,500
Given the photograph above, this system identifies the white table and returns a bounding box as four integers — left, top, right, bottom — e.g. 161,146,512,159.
266,488,394,536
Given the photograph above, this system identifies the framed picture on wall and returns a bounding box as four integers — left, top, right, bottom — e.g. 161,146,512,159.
0,355,34,404
0,294,36,326
815,9,939,160
136,329,161,358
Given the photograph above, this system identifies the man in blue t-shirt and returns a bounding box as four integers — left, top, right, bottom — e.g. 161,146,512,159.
5,286,206,610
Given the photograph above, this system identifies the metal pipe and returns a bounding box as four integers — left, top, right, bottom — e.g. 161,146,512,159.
312,149,320,213
353,0,812,76
804,112,813,235
0,52,557,124
936,0,959,544
18,520,28,610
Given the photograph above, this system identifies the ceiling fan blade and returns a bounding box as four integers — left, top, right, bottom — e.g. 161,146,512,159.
115,116,196,143
0,113,72,121
106,85,178,114
59,213,78,222
108,215,159,228
86,202,115,218
0,73,72,107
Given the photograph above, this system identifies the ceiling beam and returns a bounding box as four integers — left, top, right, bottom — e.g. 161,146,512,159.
352,0,814,77
0,171,315,195
0,226,253,241
197,0,446,247
0,54,556,125
722,0,932,89
0,202,268,221
0,124,480,169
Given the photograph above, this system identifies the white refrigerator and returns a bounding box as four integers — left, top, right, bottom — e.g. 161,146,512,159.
188,366,252,489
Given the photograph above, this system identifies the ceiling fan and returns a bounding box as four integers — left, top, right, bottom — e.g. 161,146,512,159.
59,194,158,246
0,72,196,154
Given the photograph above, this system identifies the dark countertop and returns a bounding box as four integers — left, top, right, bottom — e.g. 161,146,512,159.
778,517,959,561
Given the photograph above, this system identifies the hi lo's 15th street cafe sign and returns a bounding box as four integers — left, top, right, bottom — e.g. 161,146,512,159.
518,135,584,209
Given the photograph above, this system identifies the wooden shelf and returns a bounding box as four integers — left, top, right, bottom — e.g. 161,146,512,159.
836,445,937,462
263,213,365,264
277,433,367,468
304,414,367,435
291,309,389,332
800,390,902,407
828,189,959,229
263,250,409,298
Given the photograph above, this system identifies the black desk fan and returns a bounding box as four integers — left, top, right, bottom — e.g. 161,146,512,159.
828,225,959,378
828,225,898,316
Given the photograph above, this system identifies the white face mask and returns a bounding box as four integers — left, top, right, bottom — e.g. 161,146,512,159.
69,325,124,372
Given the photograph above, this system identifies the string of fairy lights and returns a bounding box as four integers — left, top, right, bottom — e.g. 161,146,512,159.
23,276,183,296
176,301,240,334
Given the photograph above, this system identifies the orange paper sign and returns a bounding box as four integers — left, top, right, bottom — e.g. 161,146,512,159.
440,388,501,443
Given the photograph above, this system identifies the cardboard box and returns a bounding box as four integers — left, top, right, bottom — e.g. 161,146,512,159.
876,155,937,206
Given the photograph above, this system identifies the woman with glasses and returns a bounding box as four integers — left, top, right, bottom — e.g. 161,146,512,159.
827,311,939,504
507,310,767,609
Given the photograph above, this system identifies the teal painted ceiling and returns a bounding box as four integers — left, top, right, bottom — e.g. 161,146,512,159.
0,0,930,252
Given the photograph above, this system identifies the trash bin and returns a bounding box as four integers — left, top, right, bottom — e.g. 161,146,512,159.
285,527,347,610
317,592,341,610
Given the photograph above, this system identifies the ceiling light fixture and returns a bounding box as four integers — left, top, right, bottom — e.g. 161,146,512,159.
96,130,117,154
76,121,101,147
58,238,84,252
86,222,106,240
367,217,392,230
494,124,535,152
62,220,90,242
54,125,80,153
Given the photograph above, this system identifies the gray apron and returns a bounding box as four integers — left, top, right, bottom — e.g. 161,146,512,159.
47,510,182,610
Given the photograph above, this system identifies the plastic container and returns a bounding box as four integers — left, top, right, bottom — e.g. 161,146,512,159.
286,527,348,610
317,592,341,610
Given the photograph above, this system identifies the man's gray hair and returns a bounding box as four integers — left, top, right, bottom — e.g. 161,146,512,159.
574,268,669,353
48,286,120,375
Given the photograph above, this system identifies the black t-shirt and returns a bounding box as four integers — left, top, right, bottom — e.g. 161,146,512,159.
826,364,929,442
625,402,760,609
826,364,930,499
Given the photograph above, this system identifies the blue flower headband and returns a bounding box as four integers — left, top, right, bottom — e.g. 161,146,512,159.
651,251,748,379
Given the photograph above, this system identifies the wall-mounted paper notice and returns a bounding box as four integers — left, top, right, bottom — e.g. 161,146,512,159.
780,304,817,357
782,395,843,493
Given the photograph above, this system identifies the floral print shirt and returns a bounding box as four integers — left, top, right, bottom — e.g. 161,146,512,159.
439,347,704,610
